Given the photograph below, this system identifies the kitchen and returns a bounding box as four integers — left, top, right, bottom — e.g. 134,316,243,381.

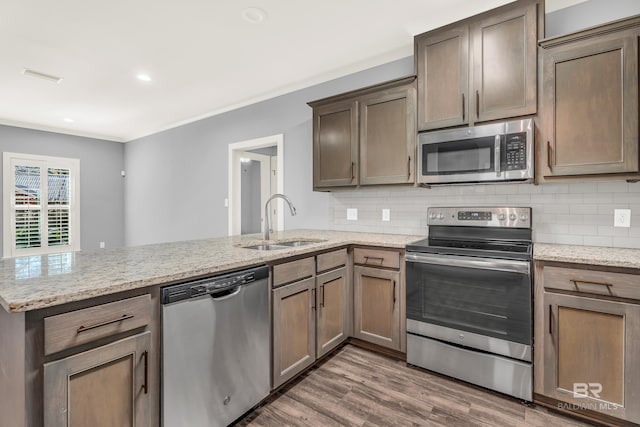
1,0,640,426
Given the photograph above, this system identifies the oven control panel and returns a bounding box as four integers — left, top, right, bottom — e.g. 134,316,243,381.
458,211,492,221
428,207,531,228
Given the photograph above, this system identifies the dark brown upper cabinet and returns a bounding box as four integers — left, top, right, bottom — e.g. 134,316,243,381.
309,76,416,191
359,83,416,185
312,99,359,188
538,17,640,180
415,0,542,131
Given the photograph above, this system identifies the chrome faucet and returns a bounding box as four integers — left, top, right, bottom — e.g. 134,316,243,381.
264,194,297,240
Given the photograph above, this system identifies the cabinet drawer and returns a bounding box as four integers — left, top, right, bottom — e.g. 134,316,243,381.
316,249,347,273
44,294,152,355
354,248,400,269
273,257,315,288
544,266,640,301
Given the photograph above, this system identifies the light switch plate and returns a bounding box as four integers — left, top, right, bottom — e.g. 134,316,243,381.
614,209,631,227
99,241,105,249
382,209,390,221
347,208,358,221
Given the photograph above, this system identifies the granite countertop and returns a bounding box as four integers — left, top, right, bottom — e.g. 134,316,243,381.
534,243,640,270
0,229,422,313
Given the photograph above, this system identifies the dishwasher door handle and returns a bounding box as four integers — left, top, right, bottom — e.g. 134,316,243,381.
210,286,242,300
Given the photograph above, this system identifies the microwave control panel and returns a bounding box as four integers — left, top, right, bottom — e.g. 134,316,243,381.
504,132,527,170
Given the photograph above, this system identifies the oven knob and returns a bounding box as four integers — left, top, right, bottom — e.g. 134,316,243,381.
429,212,437,220
437,213,445,220
498,213,506,220
520,214,528,221
509,213,517,221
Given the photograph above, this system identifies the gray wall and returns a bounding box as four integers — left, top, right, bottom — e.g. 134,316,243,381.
124,58,413,246
546,0,640,37
0,125,125,256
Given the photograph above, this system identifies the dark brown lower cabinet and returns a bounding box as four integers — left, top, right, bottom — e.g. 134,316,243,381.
272,277,316,388
44,331,151,427
353,265,401,351
539,292,640,424
316,267,349,357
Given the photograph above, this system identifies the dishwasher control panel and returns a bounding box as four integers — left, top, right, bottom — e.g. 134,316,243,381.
161,265,269,304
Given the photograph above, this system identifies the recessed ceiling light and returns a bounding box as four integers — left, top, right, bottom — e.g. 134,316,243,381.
242,7,267,24
137,73,152,82
22,68,63,84
63,118,74,123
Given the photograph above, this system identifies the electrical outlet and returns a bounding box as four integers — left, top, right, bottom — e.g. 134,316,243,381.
614,209,631,227
382,209,390,221
347,208,358,221
99,241,105,249
224,198,229,207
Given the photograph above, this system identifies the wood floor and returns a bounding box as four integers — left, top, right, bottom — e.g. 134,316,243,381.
237,344,592,427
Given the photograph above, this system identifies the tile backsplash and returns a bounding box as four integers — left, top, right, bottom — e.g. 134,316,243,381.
328,181,640,248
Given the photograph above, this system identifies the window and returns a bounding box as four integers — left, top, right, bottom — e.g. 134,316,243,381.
3,153,80,258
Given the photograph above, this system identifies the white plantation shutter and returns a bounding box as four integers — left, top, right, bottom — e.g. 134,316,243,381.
3,153,80,257
14,165,42,249
47,168,71,246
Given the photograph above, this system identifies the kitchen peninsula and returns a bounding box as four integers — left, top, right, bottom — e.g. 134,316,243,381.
0,229,421,427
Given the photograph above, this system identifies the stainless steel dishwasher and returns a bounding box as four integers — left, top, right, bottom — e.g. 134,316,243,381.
161,265,270,427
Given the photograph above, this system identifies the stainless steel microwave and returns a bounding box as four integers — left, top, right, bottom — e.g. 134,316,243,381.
418,118,534,185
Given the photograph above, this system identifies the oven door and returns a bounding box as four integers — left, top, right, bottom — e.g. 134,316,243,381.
406,252,532,361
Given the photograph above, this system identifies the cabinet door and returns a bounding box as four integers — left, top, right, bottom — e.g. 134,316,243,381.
540,33,639,177
272,277,316,388
312,99,358,188
415,26,469,130
359,83,416,185
44,331,151,427
316,267,349,357
471,2,537,122
542,292,640,423
353,265,401,350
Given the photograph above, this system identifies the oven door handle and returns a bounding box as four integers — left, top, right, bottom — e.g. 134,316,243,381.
406,253,530,275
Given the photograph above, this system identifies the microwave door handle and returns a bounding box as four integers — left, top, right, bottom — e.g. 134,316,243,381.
495,135,501,177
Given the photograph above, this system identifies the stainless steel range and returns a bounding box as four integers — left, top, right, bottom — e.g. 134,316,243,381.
406,206,533,401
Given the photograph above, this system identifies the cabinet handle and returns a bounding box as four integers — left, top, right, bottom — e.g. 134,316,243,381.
364,256,384,265
476,90,480,119
141,350,149,394
311,288,316,310
548,305,552,335
407,156,411,180
461,93,465,121
570,279,613,289
320,285,325,308
351,162,355,180
547,141,552,170
392,280,396,306
76,314,134,334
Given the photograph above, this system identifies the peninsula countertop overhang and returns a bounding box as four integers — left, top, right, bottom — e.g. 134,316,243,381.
0,229,423,313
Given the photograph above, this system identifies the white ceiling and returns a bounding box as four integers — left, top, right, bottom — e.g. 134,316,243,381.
0,0,573,142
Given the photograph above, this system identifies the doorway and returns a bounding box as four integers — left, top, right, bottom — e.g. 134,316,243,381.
228,134,284,236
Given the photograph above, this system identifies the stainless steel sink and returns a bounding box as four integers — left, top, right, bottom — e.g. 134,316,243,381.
241,239,325,251
275,240,319,247
242,244,289,251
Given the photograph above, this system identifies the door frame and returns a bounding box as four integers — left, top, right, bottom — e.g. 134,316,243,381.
228,134,284,236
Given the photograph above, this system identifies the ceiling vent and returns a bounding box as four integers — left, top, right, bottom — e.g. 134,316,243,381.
22,68,63,84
